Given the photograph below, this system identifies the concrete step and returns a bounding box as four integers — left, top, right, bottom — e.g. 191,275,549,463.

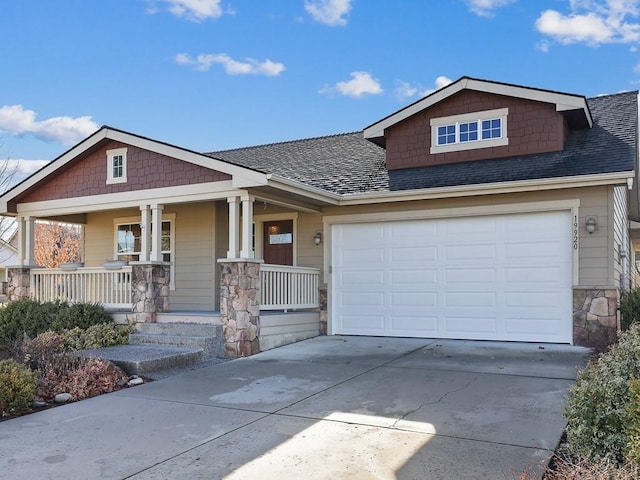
156,312,221,325
80,344,205,376
130,322,223,360
135,322,221,337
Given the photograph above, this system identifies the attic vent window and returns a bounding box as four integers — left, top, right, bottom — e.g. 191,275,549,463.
106,147,128,185
430,108,509,154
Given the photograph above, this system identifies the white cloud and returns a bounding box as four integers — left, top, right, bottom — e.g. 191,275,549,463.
7,159,50,177
305,0,353,26
394,76,453,100
535,0,640,46
175,53,286,76
0,105,98,145
320,71,383,98
162,0,223,21
466,0,517,17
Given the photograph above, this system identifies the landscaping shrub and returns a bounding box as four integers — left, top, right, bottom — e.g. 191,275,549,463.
565,323,640,463
0,358,38,415
38,356,127,402
0,300,114,348
62,323,132,351
18,331,67,371
514,457,640,479
626,377,640,464
620,288,640,331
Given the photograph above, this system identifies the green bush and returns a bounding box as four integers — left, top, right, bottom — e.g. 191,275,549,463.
0,359,38,415
626,377,640,463
565,323,640,463
63,323,132,351
0,300,113,347
621,288,640,331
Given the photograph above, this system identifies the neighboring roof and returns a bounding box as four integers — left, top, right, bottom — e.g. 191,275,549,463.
387,90,637,191
363,76,592,146
208,90,636,195
206,132,388,195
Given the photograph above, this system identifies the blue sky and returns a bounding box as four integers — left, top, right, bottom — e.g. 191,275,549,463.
2,0,640,182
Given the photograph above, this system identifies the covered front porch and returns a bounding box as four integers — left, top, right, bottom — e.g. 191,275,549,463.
7,193,325,357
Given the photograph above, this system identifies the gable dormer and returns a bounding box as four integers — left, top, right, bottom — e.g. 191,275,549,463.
363,77,592,171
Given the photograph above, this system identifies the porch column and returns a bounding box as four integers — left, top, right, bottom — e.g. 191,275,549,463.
139,205,151,262
227,196,240,258
17,215,36,267
150,204,164,262
240,194,254,259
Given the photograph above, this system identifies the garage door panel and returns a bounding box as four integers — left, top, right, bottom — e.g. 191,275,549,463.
341,315,385,332
504,291,565,307
445,292,497,307
391,292,438,307
340,248,385,264
391,269,438,284
340,291,385,307
390,316,438,334
332,211,572,343
446,244,496,261
445,317,497,334
445,268,496,284
391,246,438,262
505,266,563,283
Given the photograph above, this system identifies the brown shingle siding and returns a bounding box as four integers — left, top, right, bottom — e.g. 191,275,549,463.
16,140,231,203
385,91,566,170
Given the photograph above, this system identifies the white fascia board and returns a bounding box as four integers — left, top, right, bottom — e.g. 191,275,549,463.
337,171,635,206
15,181,244,217
363,77,591,139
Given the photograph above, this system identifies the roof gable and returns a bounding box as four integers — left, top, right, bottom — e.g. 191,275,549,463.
0,126,269,212
363,77,592,146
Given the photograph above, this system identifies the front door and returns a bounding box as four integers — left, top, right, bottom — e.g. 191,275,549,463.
263,220,293,265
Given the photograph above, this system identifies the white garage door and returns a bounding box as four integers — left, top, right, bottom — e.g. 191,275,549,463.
331,211,572,343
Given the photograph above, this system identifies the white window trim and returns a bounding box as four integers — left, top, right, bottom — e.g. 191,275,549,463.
430,108,509,154
106,147,128,185
113,213,176,289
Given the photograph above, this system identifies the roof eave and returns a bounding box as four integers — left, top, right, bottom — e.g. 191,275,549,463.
337,171,634,206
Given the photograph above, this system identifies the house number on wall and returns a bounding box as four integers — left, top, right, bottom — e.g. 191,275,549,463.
573,215,579,250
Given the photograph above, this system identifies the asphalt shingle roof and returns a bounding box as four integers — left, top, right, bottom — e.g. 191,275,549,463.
206,90,637,196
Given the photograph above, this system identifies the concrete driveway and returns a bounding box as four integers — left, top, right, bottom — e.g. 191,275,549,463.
0,336,589,479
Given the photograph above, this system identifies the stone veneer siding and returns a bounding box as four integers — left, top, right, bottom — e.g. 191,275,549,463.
219,260,261,357
131,263,170,323
7,267,31,302
319,285,327,336
573,288,618,348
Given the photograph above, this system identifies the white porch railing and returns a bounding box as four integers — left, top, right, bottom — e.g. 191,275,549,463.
260,264,320,311
30,267,133,309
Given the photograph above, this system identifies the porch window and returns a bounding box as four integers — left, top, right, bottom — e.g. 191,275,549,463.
115,219,175,287
106,147,128,184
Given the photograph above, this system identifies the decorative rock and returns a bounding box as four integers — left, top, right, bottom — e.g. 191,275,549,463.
54,393,72,403
32,400,48,408
128,375,144,386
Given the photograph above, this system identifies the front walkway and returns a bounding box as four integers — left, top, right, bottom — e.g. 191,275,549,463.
0,336,589,479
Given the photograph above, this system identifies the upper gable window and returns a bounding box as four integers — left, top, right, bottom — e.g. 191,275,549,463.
106,147,127,184
430,108,508,154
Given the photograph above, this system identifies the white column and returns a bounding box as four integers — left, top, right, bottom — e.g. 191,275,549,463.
17,216,36,266
139,205,151,262
240,194,254,259
227,196,240,258
151,204,164,262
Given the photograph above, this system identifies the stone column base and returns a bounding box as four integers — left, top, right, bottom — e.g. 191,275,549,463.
7,267,32,302
319,285,327,336
573,288,618,348
131,263,170,323
219,259,261,357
